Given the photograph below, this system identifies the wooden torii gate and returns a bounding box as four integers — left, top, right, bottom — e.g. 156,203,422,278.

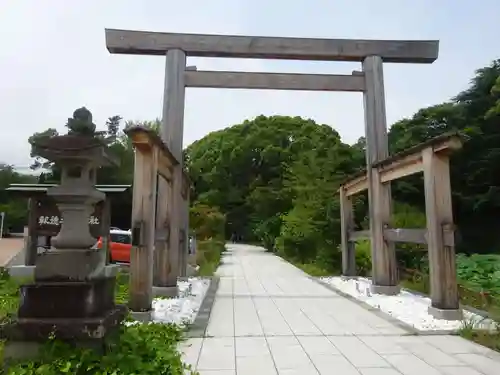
340,133,464,320
105,28,440,311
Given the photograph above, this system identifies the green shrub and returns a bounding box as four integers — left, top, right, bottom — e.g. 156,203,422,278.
114,271,130,305
315,243,342,273
6,323,190,375
275,208,319,263
196,239,225,276
190,204,226,241
253,215,282,252
354,240,372,276
456,254,500,294
290,261,334,277
0,269,21,322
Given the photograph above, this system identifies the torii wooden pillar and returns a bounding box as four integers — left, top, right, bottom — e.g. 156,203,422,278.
125,126,190,311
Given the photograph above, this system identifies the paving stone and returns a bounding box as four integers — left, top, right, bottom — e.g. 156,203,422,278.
236,355,277,375
438,366,485,375
455,353,500,375
327,336,390,368
383,354,443,375
358,336,409,355
359,369,403,375
310,354,360,375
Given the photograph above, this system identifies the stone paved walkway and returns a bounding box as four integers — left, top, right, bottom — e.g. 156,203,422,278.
181,244,500,375
0,238,23,267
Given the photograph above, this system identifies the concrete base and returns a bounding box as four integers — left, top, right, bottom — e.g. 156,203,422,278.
8,264,119,280
428,305,463,321
1,304,127,342
186,264,199,277
153,285,179,298
8,265,35,279
103,264,120,277
130,310,152,322
2,341,41,364
35,249,107,280
371,284,401,296
340,275,359,280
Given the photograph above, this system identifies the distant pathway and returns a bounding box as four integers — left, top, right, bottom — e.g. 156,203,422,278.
0,238,24,267
182,244,497,374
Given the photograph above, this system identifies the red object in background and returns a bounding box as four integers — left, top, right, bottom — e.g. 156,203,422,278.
96,229,132,263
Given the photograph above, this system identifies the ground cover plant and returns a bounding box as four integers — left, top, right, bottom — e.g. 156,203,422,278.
400,254,500,352
0,269,195,374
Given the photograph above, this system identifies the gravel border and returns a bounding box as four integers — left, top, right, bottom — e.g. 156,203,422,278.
185,276,220,338
312,276,498,336
311,276,435,335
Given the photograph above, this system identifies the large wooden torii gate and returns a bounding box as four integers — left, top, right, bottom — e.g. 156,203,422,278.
105,28,441,311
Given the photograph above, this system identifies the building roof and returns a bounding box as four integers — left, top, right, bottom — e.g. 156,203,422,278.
6,183,131,194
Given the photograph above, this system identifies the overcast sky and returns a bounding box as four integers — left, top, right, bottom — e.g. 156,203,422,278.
1,0,499,172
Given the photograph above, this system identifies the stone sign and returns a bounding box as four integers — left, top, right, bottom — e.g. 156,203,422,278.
35,198,104,238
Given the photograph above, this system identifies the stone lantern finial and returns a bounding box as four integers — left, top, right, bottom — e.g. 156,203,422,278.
66,107,97,136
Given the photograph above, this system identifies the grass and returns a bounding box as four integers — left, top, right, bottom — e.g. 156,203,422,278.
0,269,22,323
114,271,130,305
275,254,337,277
460,327,500,352
290,261,337,277
195,239,225,276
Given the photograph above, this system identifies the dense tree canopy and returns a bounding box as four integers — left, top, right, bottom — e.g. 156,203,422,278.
185,116,363,253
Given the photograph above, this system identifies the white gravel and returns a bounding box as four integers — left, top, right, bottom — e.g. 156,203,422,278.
320,276,496,332
127,277,211,326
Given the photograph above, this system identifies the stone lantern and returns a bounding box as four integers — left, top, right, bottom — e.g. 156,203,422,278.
2,108,127,360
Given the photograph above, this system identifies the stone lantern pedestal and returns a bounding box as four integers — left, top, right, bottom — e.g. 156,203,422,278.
1,116,127,362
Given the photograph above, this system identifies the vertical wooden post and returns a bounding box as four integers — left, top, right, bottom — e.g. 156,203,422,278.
102,199,111,264
25,197,38,266
423,148,461,319
154,176,176,294
340,187,356,276
158,48,187,288
129,148,158,312
362,55,399,294
181,185,190,277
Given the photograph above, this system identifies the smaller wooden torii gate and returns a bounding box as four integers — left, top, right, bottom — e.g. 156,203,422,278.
125,126,190,312
339,133,464,319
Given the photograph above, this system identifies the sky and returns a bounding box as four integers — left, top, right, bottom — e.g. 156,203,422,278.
1,0,499,173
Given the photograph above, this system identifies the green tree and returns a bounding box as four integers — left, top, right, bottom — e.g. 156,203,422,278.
185,115,363,262
0,163,37,234
387,59,500,253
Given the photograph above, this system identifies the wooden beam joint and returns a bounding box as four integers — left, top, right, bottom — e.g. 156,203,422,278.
185,70,366,92
347,227,456,247
105,29,439,63
340,133,464,197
